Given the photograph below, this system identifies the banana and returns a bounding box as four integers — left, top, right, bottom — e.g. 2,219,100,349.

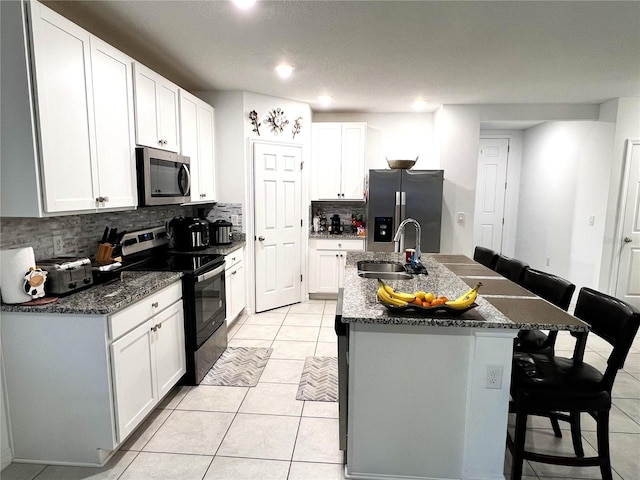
378,279,416,302
445,282,482,309
377,282,408,307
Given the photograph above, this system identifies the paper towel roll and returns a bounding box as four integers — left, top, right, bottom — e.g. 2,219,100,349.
1,247,36,304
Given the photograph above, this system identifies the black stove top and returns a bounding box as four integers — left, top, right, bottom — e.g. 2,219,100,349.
134,252,224,274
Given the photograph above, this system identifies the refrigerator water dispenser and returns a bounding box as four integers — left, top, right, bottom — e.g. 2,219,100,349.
374,217,393,242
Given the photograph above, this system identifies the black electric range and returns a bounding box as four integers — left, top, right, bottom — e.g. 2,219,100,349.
111,226,228,385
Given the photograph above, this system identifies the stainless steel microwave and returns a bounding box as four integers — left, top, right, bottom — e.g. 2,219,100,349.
136,147,191,206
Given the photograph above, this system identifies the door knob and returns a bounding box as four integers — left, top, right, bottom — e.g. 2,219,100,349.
258,236,265,241
623,236,633,243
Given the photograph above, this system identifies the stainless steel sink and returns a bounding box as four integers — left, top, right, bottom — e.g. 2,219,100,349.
357,261,406,272
357,261,412,280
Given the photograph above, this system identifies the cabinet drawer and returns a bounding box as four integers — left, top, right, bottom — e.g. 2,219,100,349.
109,281,182,340
224,247,244,269
311,239,364,251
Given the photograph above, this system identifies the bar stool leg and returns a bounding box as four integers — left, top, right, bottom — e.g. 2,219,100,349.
569,411,584,457
596,409,613,480
510,409,528,480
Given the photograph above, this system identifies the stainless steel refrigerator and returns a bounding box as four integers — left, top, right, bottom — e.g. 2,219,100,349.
366,169,444,254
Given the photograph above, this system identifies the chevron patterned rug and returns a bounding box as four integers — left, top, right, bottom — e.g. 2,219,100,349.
200,347,272,387
296,356,338,402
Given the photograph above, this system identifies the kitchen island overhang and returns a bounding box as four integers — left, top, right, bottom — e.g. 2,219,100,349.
338,252,588,480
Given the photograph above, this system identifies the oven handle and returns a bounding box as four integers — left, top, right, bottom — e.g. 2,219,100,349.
195,263,225,283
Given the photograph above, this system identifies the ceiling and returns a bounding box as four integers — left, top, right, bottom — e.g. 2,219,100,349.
44,0,640,114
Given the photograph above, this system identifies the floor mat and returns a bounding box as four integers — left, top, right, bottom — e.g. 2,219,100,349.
200,347,272,387
296,356,338,402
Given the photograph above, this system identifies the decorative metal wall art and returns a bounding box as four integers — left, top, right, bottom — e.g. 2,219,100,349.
265,108,288,135
292,117,303,139
248,110,261,136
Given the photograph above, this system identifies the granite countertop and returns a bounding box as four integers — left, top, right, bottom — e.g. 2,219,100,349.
340,252,588,332
1,271,183,315
175,239,246,256
310,232,365,240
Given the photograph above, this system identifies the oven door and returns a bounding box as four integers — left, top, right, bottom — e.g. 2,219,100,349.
193,263,226,348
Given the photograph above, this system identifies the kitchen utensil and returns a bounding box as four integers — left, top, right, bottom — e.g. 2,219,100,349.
169,217,210,250
386,156,418,169
210,219,233,245
39,257,93,295
101,227,109,243
107,228,118,245
328,214,343,235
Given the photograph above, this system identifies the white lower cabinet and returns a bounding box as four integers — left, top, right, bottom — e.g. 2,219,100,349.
225,247,246,324
1,281,185,466
309,238,365,295
110,299,185,442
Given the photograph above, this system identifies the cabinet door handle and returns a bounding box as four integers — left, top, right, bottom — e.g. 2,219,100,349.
157,322,162,329
150,325,157,332
232,271,237,275
152,301,159,308
258,236,265,241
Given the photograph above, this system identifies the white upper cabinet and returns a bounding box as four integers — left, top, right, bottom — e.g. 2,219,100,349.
133,62,180,152
179,90,216,203
312,122,366,201
0,0,137,216
29,1,97,213
90,37,137,210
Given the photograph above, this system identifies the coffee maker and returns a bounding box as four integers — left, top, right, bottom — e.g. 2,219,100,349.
328,214,343,235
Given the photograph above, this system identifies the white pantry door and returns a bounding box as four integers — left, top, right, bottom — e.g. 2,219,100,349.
614,140,640,309
473,138,509,252
254,143,302,312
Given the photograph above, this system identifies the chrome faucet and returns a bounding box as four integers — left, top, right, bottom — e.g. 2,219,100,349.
393,218,421,263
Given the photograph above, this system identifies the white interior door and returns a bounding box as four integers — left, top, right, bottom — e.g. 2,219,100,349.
614,140,640,309
254,143,302,312
473,138,509,252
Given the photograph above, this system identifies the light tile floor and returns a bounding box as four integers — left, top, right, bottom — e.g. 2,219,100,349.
2,299,639,480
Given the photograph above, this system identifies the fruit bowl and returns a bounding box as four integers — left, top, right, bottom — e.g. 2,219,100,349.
386,156,418,169
380,301,478,315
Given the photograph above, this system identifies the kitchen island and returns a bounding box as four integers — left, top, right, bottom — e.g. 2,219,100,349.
338,252,587,480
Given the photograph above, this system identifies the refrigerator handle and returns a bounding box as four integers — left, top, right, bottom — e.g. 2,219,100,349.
394,191,401,237
401,191,406,206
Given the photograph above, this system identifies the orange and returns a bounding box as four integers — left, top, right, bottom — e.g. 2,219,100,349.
431,298,446,306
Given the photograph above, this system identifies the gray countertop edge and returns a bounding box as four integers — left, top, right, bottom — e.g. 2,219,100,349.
309,233,365,240
1,271,183,316
179,239,246,256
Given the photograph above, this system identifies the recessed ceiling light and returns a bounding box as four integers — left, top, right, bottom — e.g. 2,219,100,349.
412,100,428,111
231,0,257,10
275,63,294,79
317,95,333,107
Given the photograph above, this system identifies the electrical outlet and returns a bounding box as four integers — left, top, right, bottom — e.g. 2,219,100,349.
485,364,503,389
589,216,595,226
546,257,550,267
53,235,64,255
230,214,239,226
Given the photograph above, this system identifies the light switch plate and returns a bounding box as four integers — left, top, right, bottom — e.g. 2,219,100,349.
457,212,465,224
53,235,63,255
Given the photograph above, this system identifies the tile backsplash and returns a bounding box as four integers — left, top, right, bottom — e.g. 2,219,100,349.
0,203,243,261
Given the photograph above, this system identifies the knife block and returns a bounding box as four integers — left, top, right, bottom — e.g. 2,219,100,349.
96,243,114,265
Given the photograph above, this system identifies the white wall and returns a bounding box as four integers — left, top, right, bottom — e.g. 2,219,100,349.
435,105,481,255
515,121,615,292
